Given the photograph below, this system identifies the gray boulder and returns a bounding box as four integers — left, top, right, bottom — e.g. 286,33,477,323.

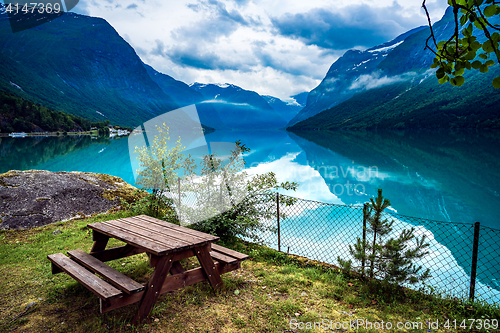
0,170,140,229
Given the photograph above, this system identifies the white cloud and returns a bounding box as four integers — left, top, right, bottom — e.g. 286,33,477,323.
69,0,449,99
349,71,416,91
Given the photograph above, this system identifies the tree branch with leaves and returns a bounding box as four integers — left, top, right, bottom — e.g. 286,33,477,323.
422,0,500,88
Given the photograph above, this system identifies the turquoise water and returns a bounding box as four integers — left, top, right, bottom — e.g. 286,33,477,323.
1,130,499,228
1,129,499,303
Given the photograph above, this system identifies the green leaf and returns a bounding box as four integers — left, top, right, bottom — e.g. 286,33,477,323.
493,77,500,89
436,67,445,79
480,64,489,73
492,33,500,43
438,75,449,84
483,40,494,53
466,23,474,35
471,41,481,51
484,4,498,17
485,60,496,67
472,60,482,69
454,67,465,76
450,76,465,87
460,14,468,26
473,19,484,30
479,53,488,59
463,51,476,60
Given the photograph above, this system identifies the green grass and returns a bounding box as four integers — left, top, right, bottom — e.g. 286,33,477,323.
0,212,499,332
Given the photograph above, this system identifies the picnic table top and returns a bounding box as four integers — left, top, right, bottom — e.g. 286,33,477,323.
88,215,219,256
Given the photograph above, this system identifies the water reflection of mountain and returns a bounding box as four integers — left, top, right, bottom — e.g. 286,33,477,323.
289,130,500,229
0,136,110,174
289,130,500,301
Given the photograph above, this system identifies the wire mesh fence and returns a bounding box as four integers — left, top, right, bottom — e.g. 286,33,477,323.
169,189,500,306
253,193,500,306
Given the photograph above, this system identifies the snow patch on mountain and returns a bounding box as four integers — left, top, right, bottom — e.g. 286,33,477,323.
368,40,404,53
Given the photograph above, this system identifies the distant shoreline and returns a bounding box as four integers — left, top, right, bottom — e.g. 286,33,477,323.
0,130,100,137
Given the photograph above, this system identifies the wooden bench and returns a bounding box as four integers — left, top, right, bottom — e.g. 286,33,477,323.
210,243,249,265
47,253,123,301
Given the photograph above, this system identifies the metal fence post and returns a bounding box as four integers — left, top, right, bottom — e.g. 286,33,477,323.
177,177,181,223
469,221,480,302
277,192,281,252
362,203,368,278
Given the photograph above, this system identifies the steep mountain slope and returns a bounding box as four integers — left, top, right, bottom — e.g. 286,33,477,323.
289,7,500,130
289,64,500,130
0,8,180,127
143,64,203,107
143,64,227,129
190,83,288,129
287,26,427,127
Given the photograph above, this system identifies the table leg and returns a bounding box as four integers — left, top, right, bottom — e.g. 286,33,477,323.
91,231,109,252
132,253,173,325
195,244,223,290
170,261,185,275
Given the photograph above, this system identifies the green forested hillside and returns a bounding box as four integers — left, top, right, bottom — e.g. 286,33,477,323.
0,91,110,133
289,65,500,130
0,12,179,128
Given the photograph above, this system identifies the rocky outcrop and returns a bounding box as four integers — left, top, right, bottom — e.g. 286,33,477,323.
0,170,140,229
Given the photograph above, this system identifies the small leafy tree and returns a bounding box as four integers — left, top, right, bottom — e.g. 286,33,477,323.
338,189,431,286
132,124,194,221
181,140,298,242
133,124,298,241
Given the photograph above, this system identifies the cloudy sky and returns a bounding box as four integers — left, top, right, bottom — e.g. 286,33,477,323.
72,0,447,100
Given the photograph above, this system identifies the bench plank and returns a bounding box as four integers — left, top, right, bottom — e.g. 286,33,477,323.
211,244,249,261
210,251,238,264
100,261,241,313
126,216,212,244
47,253,122,300
68,249,144,294
101,219,191,251
88,222,168,255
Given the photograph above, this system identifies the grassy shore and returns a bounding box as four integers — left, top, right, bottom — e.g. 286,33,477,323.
0,211,498,332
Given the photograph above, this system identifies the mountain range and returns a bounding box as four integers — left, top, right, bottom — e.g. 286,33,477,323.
0,5,301,130
1,4,499,131
288,7,500,130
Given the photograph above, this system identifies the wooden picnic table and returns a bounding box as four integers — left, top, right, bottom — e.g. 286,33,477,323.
48,215,248,325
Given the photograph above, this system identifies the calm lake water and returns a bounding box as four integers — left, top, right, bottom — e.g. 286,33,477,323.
1,129,499,302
